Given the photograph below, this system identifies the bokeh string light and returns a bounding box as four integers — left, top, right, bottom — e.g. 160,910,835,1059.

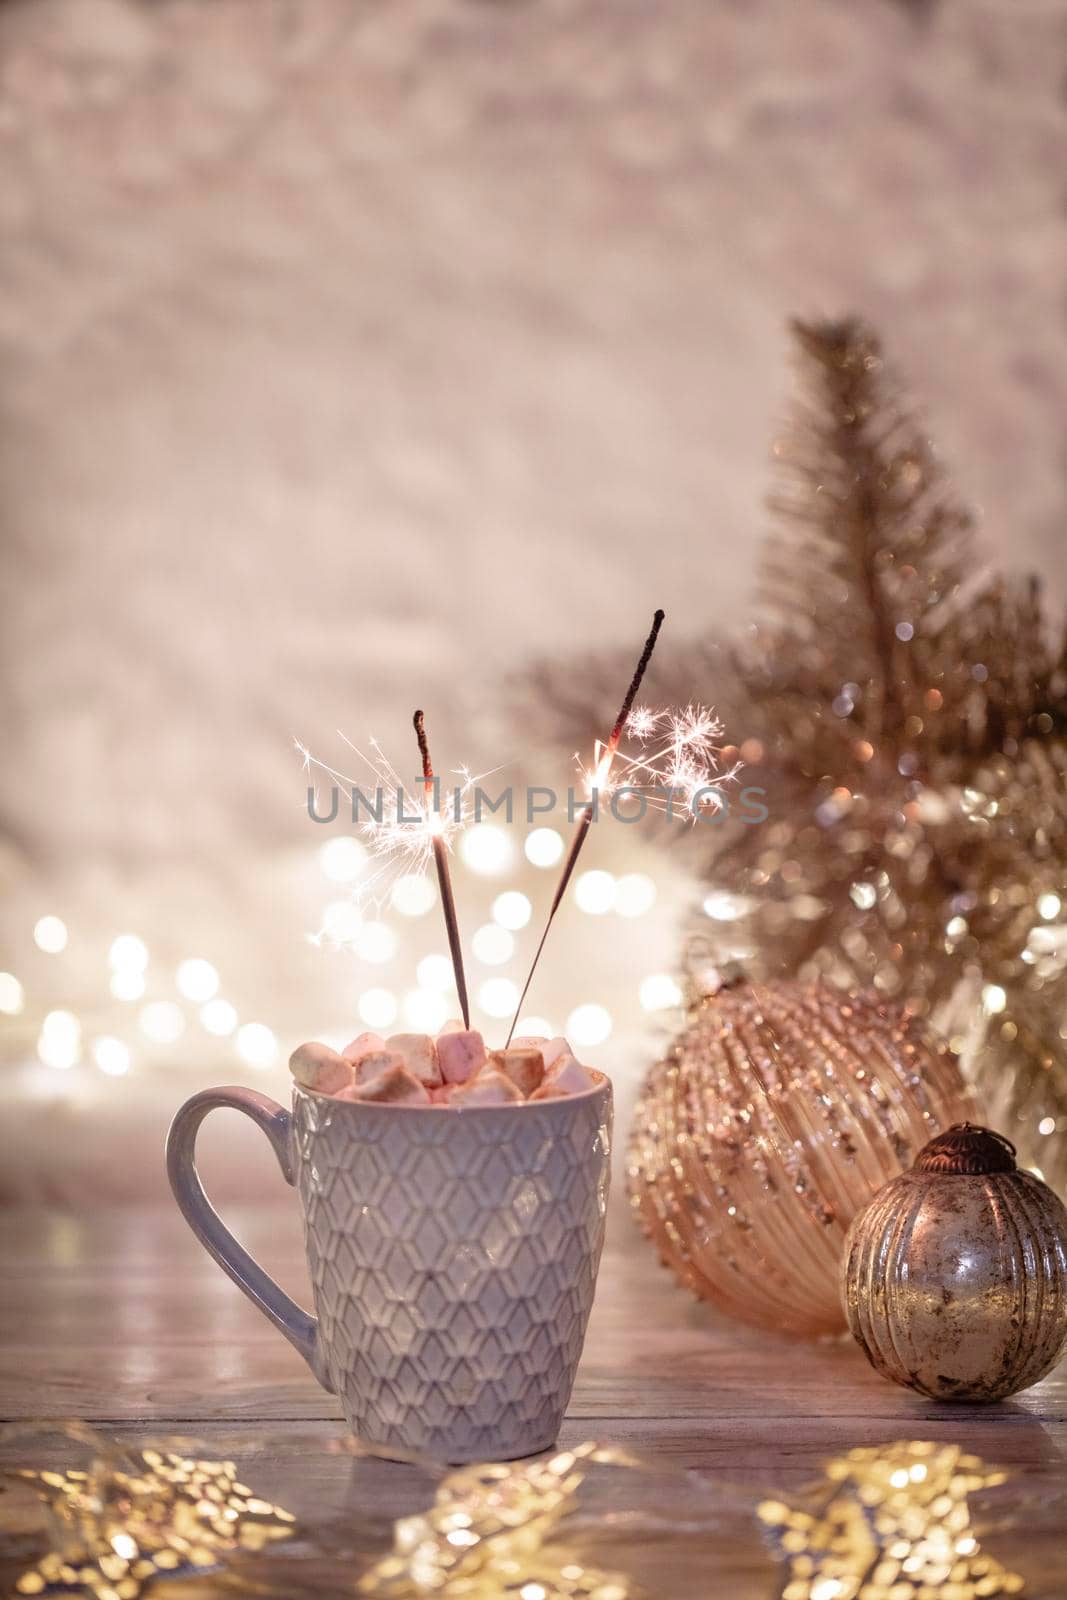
6,751,675,1087
33,916,68,955
0,973,26,1015
525,828,565,868
2,917,279,1085
6,822,672,1081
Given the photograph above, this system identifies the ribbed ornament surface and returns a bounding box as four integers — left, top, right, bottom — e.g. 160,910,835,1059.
628,979,975,1337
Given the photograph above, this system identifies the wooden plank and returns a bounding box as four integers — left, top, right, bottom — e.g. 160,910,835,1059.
0,1206,1064,1488
2,1193,1064,1600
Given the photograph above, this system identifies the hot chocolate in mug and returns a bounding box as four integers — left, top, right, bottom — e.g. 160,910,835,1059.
167,1073,612,1463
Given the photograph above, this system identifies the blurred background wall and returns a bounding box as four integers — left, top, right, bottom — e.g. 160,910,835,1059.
1,0,1064,1204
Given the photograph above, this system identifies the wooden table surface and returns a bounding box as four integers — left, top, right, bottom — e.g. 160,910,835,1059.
1,1205,1065,1595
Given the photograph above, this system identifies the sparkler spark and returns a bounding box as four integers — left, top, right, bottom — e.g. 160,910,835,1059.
576,703,741,820
295,734,487,941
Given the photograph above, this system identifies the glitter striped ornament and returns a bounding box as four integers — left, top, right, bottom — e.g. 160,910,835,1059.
628,978,976,1337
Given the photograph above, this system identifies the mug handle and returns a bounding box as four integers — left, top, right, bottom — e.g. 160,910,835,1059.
166,1086,331,1390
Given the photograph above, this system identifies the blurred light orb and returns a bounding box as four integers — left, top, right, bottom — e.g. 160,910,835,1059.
110,969,145,1002
0,972,24,1015
391,875,437,917
200,998,238,1037
359,987,398,1029
492,891,532,931
615,873,656,918
416,953,454,992
640,974,682,1012
525,828,564,868
109,935,148,972
703,892,744,923
575,870,616,915
319,836,368,884
983,984,1007,1015
403,988,449,1032
236,1022,278,1068
472,923,514,966
139,1001,185,1044
461,824,514,876
33,916,68,954
515,1016,552,1039
176,958,219,1003
1038,893,1062,920
355,920,397,964
38,1011,81,1070
323,900,362,943
567,1003,612,1046
93,1036,131,1077
479,977,519,1019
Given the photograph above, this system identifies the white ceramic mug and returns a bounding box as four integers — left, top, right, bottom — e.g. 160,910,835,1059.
166,1074,612,1463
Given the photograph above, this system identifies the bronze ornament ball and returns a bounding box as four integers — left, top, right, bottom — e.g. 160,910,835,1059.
842,1124,1067,1401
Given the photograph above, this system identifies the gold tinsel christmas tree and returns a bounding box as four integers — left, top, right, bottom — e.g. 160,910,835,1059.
525,319,1067,1188
693,319,1067,1189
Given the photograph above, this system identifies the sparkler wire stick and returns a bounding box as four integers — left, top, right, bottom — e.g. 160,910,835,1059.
506,609,665,1043
414,710,471,1029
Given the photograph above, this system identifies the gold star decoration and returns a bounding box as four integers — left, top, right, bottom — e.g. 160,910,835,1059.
359,1442,638,1599
7,1426,296,1600
758,1440,1024,1600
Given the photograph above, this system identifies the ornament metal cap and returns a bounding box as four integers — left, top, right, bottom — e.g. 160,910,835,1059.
913,1123,1018,1177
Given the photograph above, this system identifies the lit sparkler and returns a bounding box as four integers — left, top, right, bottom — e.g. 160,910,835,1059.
298,622,736,1040
507,610,670,1042
296,734,483,938
414,709,471,1029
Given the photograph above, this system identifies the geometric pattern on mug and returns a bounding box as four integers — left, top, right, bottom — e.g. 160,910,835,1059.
292,1086,612,1462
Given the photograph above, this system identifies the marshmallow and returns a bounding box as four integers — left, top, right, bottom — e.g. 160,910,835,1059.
439,1018,465,1035
452,1069,524,1106
436,1028,487,1086
539,1053,596,1097
386,1033,442,1087
343,1031,387,1064
542,1036,573,1070
488,1045,544,1098
511,1035,571,1074
289,1041,354,1096
354,1049,405,1086
344,1064,431,1105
